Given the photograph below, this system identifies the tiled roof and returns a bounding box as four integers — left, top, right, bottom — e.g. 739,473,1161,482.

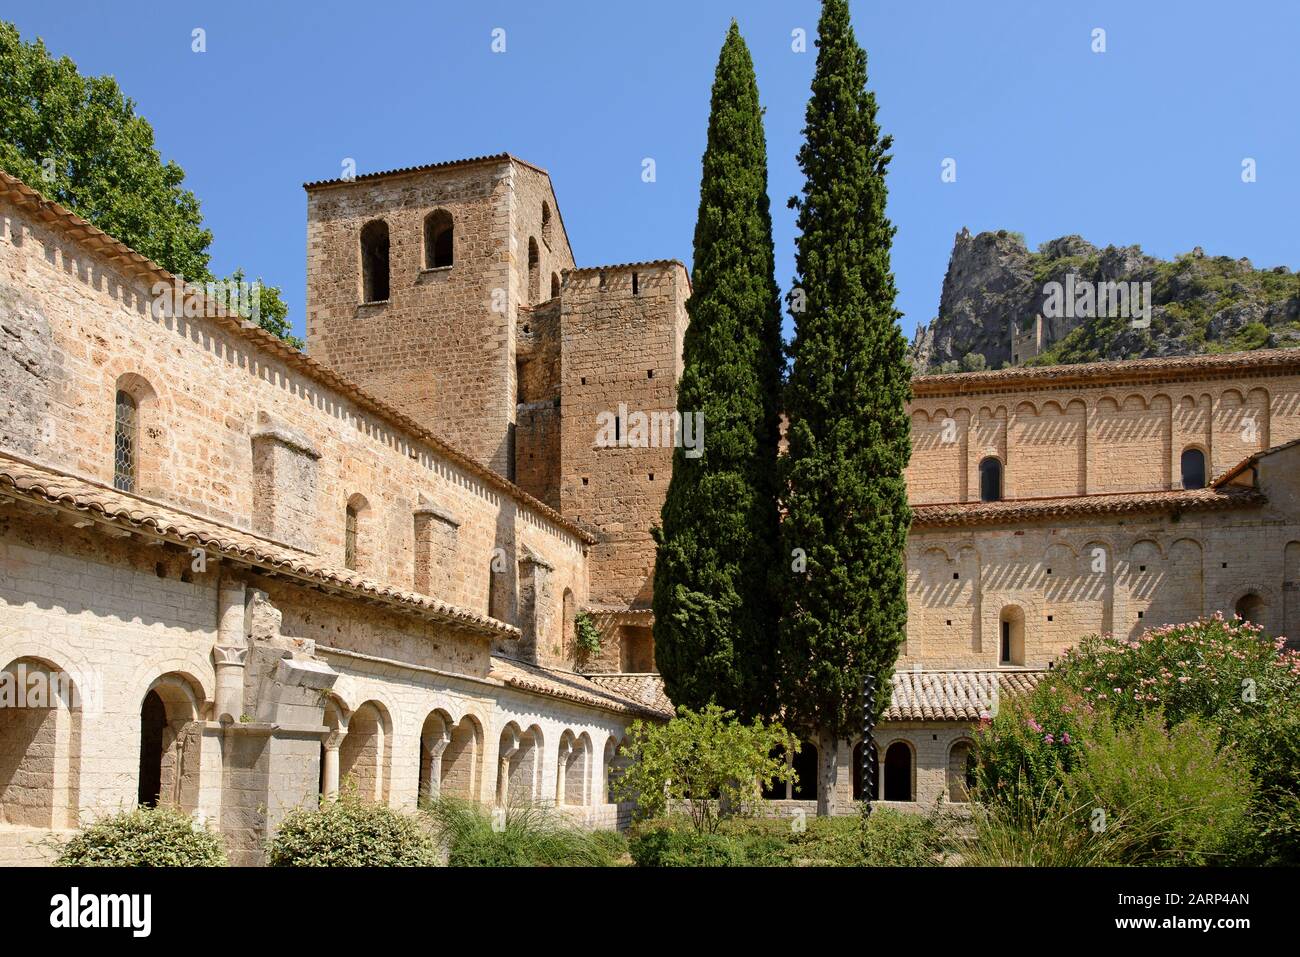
912,486,1263,528
0,451,519,639
0,168,595,547
566,259,688,274
914,347,1300,396
885,670,1046,722
490,658,672,719
1212,437,1300,488
302,152,548,189
586,673,674,717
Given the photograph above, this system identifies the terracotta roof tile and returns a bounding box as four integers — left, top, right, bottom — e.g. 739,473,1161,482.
586,673,674,716
1212,436,1300,488
912,486,1263,528
490,658,671,719
302,152,548,189
885,669,1046,722
0,451,518,639
914,348,1300,396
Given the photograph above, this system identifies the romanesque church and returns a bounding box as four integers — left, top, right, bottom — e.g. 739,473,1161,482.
2,154,1298,863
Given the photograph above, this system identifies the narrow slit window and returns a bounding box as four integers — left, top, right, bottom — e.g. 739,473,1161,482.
114,389,138,492
345,504,359,570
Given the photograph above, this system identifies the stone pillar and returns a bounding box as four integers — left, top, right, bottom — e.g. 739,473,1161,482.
497,727,520,806
213,575,247,724
321,731,343,802
556,738,572,804
413,500,461,597
516,547,555,665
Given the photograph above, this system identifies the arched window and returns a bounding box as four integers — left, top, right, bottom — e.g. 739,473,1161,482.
999,605,1025,665
979,456,1003,502
360,220,390,302
551,272,561,299
1181,447,1206,490
527,237,540,304
541,201,553,246
947,740,976,802
852,741,879,800
883,742,913,802
114,389,138,492
344,494,368,571
424,210,453,268
1235,592,1264,625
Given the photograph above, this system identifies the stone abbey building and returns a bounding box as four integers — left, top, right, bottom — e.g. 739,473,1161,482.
2,153,1299,863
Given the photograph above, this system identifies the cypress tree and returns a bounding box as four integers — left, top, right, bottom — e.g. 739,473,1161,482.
652,22,783,719
778,0,912,815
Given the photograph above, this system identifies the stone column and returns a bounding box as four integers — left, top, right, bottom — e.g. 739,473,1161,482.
516,547,555,665
497,727,520,806
556,738,572,805
213,575,247,724
321,729,343,802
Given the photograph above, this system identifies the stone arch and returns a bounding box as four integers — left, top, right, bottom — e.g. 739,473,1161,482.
550,272,561,299
947,739,976,802
418,709,454,802
603,735,628,804
423,209,454,269
498,722,542,806
883,740,915,802
0,656,82,828
441,713,482,800
359,219,390,303
541,200,553,246
557,729,591,806
138,672,204,812
339,699,392,803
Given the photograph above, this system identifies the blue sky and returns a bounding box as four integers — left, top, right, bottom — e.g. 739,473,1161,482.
8,1,1300,343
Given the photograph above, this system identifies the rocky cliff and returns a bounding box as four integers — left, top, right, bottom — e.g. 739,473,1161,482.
909,228,1300,373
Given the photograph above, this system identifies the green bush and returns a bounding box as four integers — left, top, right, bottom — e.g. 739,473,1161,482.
55,805,226,867
627,808,948,867
267,795,437,866
973,681,1091,804
424,797,625,867
1063,712,1253,864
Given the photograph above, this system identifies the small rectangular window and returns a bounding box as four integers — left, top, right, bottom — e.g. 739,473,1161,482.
114,390,138,492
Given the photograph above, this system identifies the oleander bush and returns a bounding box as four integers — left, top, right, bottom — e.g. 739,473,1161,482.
267,794,437,866
55,805,226,867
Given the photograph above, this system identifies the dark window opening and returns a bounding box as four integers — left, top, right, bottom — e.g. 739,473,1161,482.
979,457,1003,502
883,742,913,802
551,273,561,299
424,210,453,268
527,237,540,304
360,220,390,302
1001,621,1011,663
1180,447,1206,490
632,272,639,295
137,690,166,807
344,504,359,570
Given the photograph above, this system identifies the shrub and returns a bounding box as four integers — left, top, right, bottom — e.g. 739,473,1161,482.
1063,712,1253,864
973,681,1091,805
627,808,948,867
267,795,437,866
424,797,625,867
55,805,226,867
1052,615,1299,727
965,783,1158,867
612,704,797,833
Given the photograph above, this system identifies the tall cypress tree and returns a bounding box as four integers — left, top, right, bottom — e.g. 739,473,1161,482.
779,0,912,815
652,22,783,719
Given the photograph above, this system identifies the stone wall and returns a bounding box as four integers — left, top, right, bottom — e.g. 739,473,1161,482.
559,263,689,612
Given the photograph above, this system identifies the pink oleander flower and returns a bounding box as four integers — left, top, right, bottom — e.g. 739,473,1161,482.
1043,734,1054,745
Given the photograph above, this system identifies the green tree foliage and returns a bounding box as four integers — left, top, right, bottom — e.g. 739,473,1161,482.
0,21,297,346
612,704,797,834
778,0,912,813
652,22,783,718
55,805,226,866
